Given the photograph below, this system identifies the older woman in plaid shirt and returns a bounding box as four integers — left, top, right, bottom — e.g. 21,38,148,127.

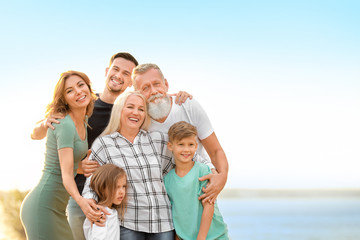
83,91,210,240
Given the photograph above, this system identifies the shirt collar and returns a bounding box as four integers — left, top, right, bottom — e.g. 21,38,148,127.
109,129,147,139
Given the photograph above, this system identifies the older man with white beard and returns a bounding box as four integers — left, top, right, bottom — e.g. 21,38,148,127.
132,63,228,203
147,93,172,119
82,63,228,203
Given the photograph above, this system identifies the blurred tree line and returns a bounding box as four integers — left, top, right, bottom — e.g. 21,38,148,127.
0,190,28,240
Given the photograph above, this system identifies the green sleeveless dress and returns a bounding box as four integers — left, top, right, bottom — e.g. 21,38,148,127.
21,115,88,240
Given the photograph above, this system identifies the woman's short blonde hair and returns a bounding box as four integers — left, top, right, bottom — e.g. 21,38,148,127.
90,164,128,219
101,91,151,136
45,70,97,118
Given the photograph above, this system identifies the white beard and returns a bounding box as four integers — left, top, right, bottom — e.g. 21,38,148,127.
148,94,171,120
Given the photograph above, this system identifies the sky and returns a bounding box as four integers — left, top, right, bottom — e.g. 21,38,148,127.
0,0,359,190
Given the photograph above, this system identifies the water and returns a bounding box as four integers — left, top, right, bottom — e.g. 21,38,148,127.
217,197,360,240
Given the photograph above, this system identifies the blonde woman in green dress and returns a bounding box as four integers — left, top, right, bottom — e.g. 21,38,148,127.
20,71,102,240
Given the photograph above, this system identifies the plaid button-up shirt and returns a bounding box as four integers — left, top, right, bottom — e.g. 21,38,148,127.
83,130,174,233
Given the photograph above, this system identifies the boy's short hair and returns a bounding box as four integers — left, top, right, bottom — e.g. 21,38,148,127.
168,121,198,142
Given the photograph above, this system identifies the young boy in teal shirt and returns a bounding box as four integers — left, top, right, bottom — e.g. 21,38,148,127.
164,121,229,240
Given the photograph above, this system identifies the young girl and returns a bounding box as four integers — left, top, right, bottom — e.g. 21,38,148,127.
83,164,127,240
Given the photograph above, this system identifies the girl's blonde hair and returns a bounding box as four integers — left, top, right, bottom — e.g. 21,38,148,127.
101,91,151,136
45,70,97,118
90,164,128,220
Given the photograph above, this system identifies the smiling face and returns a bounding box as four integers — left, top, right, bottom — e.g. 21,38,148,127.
134,68,169,102
119,94,146,133
133,68,172,120
112,175,126,206
168,136,198,164
63,75,91,111
105,57,136,93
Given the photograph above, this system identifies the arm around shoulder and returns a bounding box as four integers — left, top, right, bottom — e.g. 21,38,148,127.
31,119,49,140
31,114,64,140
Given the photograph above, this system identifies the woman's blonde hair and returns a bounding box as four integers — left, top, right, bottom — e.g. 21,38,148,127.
45,70,97,118
101,91,151,136
90,164,128,220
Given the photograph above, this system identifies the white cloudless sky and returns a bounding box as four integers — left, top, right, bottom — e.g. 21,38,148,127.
0,0,359,190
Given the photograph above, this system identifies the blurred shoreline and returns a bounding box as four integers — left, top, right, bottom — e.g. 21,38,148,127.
2,189,360,240
218,188,360,199
2,188,360,199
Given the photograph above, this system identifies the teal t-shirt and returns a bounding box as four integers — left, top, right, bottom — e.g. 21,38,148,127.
44,114,88,176
164,161,229,240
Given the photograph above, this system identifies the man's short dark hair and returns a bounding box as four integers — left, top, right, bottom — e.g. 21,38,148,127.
109,52,138,67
